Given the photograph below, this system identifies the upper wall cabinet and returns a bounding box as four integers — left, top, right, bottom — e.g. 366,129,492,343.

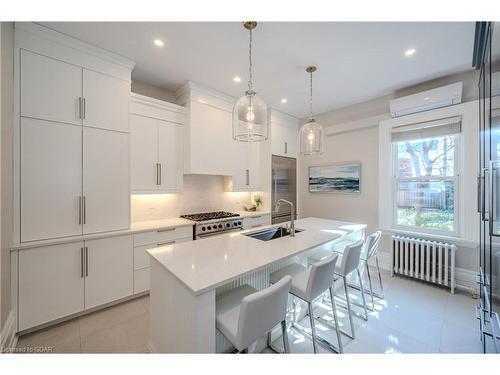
130,94,185,193
21,50,82,125
270,109,300,159
176,81,261,191
14,23,135,243
83,70,130,132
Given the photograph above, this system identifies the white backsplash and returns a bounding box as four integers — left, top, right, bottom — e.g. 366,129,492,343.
131,174,252,222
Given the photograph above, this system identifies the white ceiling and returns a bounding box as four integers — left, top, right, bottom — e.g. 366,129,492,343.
40,22,475,118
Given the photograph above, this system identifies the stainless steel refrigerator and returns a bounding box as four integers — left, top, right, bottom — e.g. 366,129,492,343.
474,21,500,352
271,155,297,224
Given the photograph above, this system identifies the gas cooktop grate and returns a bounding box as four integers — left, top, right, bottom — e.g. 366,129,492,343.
180,211,240,222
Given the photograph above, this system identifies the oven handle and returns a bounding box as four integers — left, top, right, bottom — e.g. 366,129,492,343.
196,227,242,239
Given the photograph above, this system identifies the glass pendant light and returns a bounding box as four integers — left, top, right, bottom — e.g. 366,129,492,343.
232,21,268,142
299,66,324,155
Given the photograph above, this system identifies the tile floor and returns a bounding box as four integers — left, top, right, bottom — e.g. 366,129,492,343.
15,270,489,353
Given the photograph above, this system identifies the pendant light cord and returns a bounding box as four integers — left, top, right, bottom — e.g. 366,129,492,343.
248,28,253,92
309,70,313,119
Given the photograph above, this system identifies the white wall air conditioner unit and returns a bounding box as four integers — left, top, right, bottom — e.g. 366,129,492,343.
390,82,463,118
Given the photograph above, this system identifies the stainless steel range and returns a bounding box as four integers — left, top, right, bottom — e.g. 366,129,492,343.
180,211,243,239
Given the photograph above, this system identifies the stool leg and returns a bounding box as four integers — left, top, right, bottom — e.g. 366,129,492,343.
281,320,290,354
343,276,355,339
357,269,368,321
308,302,318,353
365,262,375,309
376,256,384,298
329,286,343,354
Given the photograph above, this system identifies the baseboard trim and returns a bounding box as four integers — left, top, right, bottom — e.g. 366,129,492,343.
1,311,18,353
375,250,478,295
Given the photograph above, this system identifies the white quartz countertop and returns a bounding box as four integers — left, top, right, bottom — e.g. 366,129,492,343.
147,217,366,295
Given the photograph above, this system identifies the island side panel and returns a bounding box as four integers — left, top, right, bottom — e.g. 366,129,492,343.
149,258,216,353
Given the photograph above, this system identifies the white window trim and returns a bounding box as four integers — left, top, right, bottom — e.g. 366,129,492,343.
391,134,460,238
378,101,479,245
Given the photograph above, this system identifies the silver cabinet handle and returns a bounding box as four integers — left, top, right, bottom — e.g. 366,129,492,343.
478,173,482,214
82,98,86,120
157,240,175,246
80,247,84,278
156,163,160,185
78,196,82,225
159,163,162,186
246,169,250,186
157,227,175,233
78,97,82,120
85,246,89,277
284,141,288,154
83,196,86,225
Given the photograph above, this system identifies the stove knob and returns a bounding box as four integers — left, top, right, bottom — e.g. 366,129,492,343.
201,226,206,231
207,226,211,230
218,224,223,229
238,221,242,226
226,223,230,228
233,222,238,226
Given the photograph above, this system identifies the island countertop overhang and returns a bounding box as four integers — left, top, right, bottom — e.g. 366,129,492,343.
147,217,366,295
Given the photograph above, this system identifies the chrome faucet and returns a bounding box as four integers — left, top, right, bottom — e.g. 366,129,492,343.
275,199,295,237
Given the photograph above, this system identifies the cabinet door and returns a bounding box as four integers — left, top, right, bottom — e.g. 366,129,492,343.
283,126,299,158
84,235,133,309
271,121,285,156
21,118,82,242
18,242,85,331
21,50,82,126
130,115,158,191
271,121,298,158
83,69,129,132
158,120,183,192
83,127,129,234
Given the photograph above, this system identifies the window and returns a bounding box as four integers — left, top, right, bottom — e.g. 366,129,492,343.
392,122,459,235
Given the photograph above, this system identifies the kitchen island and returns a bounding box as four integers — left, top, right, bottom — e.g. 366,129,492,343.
147,217,366,353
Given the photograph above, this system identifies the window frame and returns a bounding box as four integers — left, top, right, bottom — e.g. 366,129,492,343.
391,134,461,237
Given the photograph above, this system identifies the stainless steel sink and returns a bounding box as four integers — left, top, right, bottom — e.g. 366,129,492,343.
243,226,303,241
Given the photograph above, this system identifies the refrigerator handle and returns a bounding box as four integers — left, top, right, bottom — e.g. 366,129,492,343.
489,162,500,237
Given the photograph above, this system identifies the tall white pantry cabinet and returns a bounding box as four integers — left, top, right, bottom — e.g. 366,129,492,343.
18,47,131,242
12,23,137,331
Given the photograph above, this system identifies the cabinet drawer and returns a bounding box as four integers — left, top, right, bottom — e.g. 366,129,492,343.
242,214,270,229
134,268,150,294
133,225,193,246
134,236,191,269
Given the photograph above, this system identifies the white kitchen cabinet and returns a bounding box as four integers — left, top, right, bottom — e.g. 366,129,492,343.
83,69,130,133
20,118,83,242
226,141,261,192
84,235,134,309
130,115,158,191
130,94,185,193
83,127,130,234
18,242,85,331
158,120,183,192
20,49,82,126
271,110,300,158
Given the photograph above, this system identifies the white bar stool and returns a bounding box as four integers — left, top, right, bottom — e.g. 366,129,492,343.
361,231,384,306
309,239,366,339
215,275,292,353
269,253,343,354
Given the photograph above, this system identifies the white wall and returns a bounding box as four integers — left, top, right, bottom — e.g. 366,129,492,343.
131,81,176,103
131,174,252,222
298,70,480,283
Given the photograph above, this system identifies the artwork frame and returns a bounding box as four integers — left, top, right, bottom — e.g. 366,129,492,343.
308,162,361,193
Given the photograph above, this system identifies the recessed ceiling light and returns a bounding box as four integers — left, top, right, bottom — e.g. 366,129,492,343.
154,39,164,47
281,98,288,104
404,48,416,57
233,76,241,83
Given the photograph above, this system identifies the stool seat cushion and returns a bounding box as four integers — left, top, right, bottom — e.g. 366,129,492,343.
270,263,309,301
216,284,257,347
